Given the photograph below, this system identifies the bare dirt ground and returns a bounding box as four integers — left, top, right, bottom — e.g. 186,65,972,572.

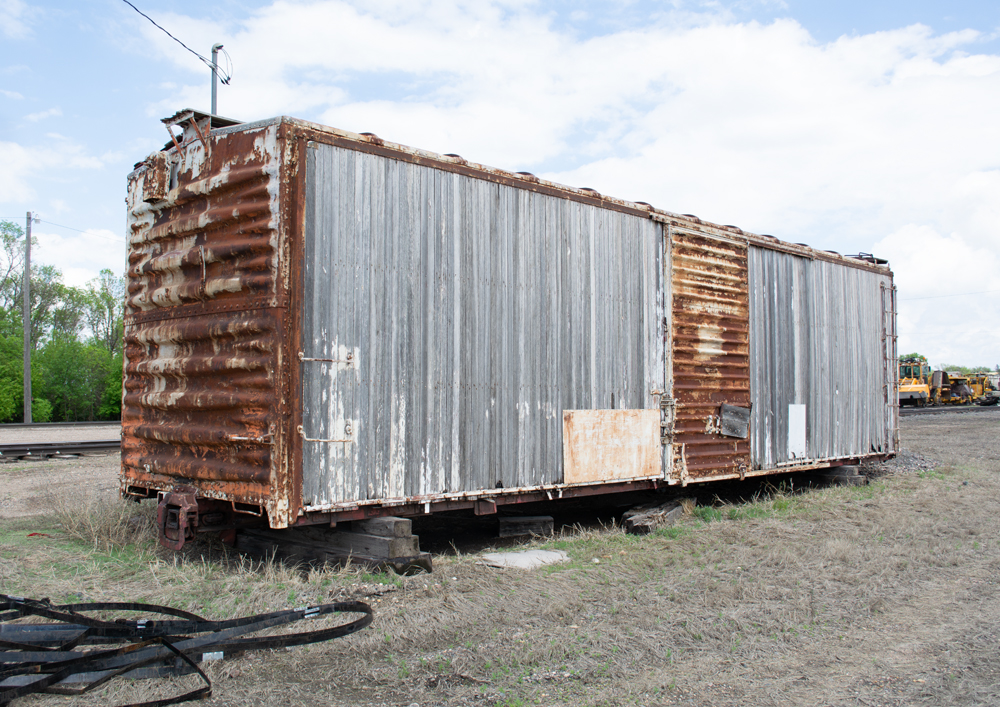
0,452,120,518
0,423,121,517
0,423,120,445
2,411,1000,706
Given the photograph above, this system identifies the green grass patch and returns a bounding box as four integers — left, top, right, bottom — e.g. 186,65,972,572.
692,506,724,523
918,469,947,481
0,525,64,546
727,504,772,521
359,570,404,587
654,525,690,540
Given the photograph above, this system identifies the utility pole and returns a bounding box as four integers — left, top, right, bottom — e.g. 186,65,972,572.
211,43,223,115
22,211,31,423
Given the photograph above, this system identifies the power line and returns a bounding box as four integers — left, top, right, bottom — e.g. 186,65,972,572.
218,46,234,85
0,217,125,243
35,219,87,233
36,220,125,243
120,0,232,83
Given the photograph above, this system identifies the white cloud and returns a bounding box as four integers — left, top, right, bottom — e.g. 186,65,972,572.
0,0,30,39
32,228,126,287
874,222,1000,367
0,140,106,203
1,89,22,99
24,107,61,122
132,1,1000,365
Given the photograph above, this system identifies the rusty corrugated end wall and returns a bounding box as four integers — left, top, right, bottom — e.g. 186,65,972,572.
122,116,297,527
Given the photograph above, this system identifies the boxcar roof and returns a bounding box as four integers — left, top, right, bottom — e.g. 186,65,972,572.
141,110,892,276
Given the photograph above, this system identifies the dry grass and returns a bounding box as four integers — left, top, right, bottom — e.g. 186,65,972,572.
50,492,157,551
3,414,1000,706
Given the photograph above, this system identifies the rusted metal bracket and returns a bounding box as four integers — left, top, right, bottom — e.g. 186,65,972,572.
296,424,353,444
156,487,199,551
164,125,183,153
298,351,355,367
658,396,676,445
189,116,209,149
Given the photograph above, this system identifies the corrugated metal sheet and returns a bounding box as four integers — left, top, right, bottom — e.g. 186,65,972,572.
299,142,664,508
668,227,751,482
121,117,293,524
747,246,896,467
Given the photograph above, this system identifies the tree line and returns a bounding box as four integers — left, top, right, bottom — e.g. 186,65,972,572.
0,220,124,422
898,353,998,375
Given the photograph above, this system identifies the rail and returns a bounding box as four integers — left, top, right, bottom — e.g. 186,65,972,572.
899,405,1000,417
0,421,121,430
0,440,121,459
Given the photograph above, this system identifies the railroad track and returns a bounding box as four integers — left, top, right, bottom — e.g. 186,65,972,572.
0,421,122,429
0,440,121,460
900,404,1000,417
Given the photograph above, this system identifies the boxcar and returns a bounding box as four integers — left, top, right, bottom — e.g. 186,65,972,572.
123,109,897,547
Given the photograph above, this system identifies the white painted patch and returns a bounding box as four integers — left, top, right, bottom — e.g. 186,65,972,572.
183,140,207,179
389,395,406,498
681,299,743,318
787,404,807,459
204,276,244,298
253,125,282,233
695,324,725,356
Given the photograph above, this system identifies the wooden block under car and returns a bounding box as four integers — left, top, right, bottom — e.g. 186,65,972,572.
623,501,684,535
499,516,554,538
817,465,866,486
350,517,413,538
236,524,432,575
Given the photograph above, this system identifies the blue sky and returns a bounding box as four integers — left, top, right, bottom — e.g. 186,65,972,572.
2,0,999,365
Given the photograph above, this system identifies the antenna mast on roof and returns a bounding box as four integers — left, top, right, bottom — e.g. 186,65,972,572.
211,43,223,116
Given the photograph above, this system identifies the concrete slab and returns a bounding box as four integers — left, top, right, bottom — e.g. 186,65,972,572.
478,549,569,569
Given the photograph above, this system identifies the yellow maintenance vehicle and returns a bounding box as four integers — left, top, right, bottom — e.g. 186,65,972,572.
967,373,1000,406
897,357,988,407
898,357,932,407
941,373,975,405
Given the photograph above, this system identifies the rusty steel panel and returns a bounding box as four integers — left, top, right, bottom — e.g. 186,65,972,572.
140,151,169,204
122,116,295,527
669,227,751,482
562,410,661,484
